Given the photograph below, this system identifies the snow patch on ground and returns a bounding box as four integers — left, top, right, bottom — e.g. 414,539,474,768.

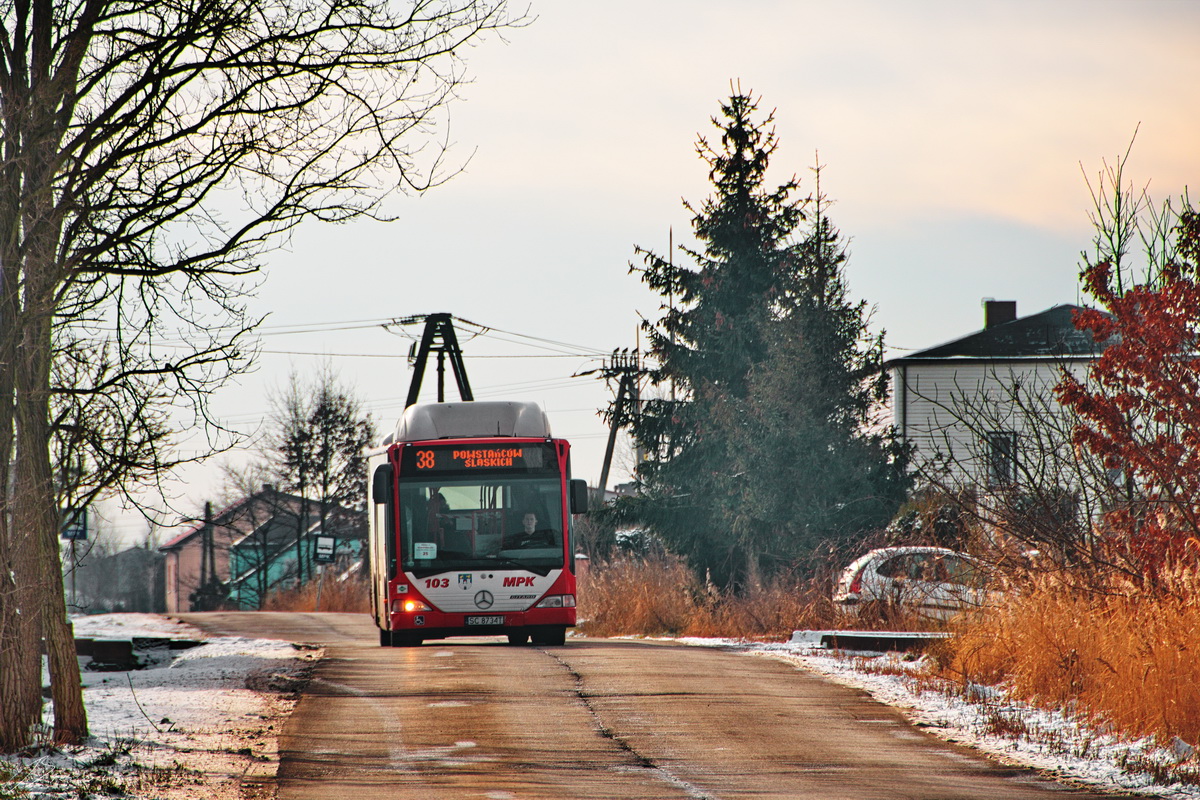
4,614,320,800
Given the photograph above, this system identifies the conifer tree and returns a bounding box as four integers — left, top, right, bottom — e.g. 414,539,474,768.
620,94,906,588
731,182,908,580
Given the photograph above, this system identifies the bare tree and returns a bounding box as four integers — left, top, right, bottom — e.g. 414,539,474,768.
267,367,375,586
0,0,519,750
908,363,1121,576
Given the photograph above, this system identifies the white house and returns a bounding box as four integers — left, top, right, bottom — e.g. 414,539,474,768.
890,300,1112,492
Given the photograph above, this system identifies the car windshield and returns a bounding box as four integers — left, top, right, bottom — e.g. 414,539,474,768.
398,476,564,577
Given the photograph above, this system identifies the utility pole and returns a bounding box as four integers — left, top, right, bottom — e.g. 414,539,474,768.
668,226,676,404
595,349,641,498
190,501,225,612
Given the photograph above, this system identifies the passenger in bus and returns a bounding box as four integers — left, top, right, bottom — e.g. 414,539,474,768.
424,490,448,547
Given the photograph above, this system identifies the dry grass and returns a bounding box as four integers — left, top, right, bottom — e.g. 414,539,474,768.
577,555,840,639
577,555,701,637
936,569,1200,745
261,574,371,613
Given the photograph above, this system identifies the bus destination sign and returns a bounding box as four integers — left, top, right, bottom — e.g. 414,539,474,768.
401,443,555,475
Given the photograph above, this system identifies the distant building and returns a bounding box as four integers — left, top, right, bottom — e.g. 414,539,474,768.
225,508,363,610
159,485,362,612
70,545,165,614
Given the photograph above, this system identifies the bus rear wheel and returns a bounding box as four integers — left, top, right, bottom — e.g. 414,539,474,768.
530,627,566,646
380,630,423,647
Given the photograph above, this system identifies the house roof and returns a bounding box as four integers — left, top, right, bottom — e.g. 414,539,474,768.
158,487,309,551
890,304,1114,363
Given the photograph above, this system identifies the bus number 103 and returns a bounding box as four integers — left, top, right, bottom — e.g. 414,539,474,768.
425,578,450,589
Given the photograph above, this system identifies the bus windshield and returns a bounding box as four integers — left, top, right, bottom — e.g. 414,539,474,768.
399,475,565,577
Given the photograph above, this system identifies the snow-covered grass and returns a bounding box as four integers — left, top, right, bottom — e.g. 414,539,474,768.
670,635,1200,799
2,614,320,800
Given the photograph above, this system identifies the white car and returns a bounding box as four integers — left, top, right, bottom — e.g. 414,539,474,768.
833,546,989,621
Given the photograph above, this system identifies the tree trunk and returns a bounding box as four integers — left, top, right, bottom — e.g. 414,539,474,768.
15,291,87,744
0,48,37,751
45,615,85,744
744,547,762,594
0,324,38,748
298,477,309,585
2,346,50,750
0,496,42,749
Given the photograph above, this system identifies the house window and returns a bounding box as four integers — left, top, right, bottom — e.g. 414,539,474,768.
985,430,1017,487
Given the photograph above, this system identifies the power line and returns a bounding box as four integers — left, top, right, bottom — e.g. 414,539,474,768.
214,377,595,430
64,313,617,359
383,315,611,357
255,348,594,359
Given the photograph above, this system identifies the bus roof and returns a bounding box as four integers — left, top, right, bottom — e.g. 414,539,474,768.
391,401,552,443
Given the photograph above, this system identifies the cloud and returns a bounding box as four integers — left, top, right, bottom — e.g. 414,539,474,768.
450,1,1198,234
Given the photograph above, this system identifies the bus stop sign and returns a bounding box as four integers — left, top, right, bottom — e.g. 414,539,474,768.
314,536,336,564
61,507,88,541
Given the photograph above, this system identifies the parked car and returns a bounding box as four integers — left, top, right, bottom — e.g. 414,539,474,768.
833,546,990,622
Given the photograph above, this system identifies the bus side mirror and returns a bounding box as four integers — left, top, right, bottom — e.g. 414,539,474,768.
372,464,393,505
569,479,589,514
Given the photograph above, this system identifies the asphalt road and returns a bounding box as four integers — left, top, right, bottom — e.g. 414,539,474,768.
181,612,1125,800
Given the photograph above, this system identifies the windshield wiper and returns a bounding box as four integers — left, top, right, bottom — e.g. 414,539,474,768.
483,555,557,576
406,557,556,579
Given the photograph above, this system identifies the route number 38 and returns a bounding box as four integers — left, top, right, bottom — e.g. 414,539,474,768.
416,450,435,469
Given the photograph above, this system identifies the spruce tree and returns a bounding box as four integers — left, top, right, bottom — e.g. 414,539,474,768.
621,94,907,588
732,181,909,579
624,93,805,587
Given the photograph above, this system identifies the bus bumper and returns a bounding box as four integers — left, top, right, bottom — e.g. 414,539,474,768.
387,607,575,635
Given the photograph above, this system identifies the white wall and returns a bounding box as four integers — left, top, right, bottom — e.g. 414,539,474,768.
893,358,1092,489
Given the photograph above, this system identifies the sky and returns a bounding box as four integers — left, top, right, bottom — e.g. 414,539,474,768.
102,0,1200,545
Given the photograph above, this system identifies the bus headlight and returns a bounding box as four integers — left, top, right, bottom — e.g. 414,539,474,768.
535,594,576,609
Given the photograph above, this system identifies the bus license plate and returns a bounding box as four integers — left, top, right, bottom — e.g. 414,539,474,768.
465,615,505,626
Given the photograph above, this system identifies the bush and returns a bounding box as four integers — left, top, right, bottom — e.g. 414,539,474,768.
577,555,701,637
262,573,370,613
936,569,1200,744
577,555,840,639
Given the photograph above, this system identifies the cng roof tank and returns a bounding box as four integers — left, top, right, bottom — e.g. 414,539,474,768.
393,401,552,443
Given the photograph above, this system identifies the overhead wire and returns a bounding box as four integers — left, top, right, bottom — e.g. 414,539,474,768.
154,312,624,439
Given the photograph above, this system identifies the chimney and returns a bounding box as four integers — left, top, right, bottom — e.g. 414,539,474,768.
984,300,1017,329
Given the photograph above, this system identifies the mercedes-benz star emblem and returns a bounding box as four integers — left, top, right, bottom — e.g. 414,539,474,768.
474,590,494,610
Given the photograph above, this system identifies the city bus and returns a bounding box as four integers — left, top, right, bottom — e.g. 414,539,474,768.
367,401,588,647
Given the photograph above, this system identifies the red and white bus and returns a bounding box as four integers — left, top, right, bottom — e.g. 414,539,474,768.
368,401,588,647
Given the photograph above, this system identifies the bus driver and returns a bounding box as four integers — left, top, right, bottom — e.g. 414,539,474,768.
513,511,555,548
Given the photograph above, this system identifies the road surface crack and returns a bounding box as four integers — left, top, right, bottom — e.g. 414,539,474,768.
545,651,719,800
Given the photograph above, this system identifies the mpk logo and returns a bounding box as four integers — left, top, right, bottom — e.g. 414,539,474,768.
503,576,535,587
